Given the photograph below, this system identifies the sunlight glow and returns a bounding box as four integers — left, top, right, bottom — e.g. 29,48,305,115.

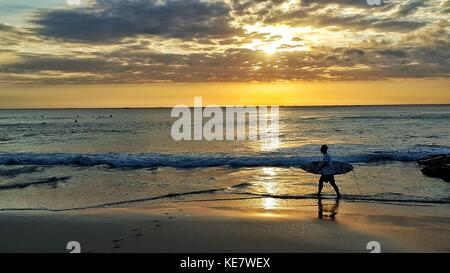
281,0,298,12
243,24,311,54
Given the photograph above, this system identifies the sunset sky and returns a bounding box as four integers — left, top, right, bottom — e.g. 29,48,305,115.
0,0,449,108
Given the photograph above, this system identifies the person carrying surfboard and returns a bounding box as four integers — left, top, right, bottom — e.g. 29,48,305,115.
315,145,341,198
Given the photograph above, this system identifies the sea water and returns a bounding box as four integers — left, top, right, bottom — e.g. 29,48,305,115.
0,105,449,210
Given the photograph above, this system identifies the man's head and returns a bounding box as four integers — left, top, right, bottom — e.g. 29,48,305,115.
320,145,328,154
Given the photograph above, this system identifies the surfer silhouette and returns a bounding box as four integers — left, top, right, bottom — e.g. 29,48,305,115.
315,145,341,198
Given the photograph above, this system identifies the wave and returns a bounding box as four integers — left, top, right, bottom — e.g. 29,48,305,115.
0,146,449,168
0,137,13,142
340,114,450,120
0,189,448,212
0,176,70,190
0,166,44,177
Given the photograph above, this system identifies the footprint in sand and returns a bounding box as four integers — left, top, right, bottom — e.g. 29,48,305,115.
131,228,144,237
112,238,125,250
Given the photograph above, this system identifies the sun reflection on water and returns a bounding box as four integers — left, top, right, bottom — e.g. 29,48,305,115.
261,167,278,210
260,137,280,152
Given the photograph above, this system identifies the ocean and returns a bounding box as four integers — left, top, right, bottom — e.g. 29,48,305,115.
0,105,449,210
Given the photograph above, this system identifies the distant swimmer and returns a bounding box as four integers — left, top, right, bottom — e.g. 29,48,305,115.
74,119,78,123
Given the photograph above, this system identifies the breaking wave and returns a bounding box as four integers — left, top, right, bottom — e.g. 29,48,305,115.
0,146,449,168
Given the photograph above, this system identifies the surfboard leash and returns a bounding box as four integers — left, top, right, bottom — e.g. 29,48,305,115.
352,169,364,195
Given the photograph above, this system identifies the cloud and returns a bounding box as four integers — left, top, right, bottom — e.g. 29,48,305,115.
262,1,428,32
0,0,449,83
31,0,241,43
0,23,43,47
395,0,427,16
2,40,449,84
300,0,381,8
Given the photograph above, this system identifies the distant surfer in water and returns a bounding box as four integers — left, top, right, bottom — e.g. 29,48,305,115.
315,145,341,198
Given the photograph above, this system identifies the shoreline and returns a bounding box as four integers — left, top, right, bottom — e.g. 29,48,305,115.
1,199,449,253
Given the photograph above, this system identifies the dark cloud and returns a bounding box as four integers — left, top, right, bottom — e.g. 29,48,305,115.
264,6,427,32
376,49,407,58
344,48,365,57
0,23,16,32
442,0,450,13
226,0,427,32
32,0,241,43
229,0,386,19
401,20,450,46
395,0,427,16
2,41,449,84
300,0,381,8
0,24,20,47
0,0,448,84
0,23,42,47
0,55,125,73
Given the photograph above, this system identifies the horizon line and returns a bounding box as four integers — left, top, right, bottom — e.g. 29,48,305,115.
0,103,449,110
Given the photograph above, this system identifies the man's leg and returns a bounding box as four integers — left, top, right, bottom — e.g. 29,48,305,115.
329,177,341,197
317,176,324,195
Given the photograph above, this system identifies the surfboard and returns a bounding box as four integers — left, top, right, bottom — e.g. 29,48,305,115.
300,161,353,175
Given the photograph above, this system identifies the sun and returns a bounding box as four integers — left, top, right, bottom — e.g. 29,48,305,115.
261,45,277,55
242,24,311,55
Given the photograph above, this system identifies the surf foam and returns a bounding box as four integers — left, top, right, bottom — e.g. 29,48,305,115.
0,146,449,168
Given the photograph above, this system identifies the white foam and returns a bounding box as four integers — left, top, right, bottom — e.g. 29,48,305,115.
0,145,449,168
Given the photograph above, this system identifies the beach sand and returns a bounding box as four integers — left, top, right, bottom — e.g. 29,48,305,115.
0,197,449,253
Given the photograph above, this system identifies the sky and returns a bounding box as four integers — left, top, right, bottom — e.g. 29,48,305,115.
0,0,449,108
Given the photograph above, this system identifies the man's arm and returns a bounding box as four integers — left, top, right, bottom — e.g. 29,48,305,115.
315,156,331,173
315,162,326,173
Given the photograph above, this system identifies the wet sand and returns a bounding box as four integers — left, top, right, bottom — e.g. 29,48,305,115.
0,198,449,253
